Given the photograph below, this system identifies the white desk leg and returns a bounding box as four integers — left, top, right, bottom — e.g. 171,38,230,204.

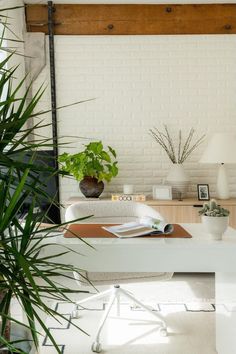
215,272,236,354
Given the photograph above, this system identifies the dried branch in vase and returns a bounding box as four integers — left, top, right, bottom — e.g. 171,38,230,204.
149,125,205,164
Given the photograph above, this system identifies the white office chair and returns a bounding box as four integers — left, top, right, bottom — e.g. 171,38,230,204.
65,201,173,353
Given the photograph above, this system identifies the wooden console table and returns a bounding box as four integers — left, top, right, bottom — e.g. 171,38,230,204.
65,197,236,229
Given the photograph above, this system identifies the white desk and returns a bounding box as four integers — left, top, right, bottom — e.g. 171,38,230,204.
47,223,236,354
54,223,236,272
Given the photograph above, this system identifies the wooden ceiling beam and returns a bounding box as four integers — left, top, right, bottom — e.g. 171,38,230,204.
25,4,236,35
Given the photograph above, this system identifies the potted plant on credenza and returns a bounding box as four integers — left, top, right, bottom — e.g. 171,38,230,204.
59,141,119,198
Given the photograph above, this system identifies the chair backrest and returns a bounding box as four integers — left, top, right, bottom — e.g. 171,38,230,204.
65,201,164,224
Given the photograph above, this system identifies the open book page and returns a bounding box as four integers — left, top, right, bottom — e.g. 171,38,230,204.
103,217,174,238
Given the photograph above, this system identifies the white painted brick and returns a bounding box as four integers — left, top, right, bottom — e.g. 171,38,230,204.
30,34,236,203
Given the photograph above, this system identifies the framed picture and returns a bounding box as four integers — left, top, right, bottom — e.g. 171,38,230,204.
153,185,172,200
197,184,210,201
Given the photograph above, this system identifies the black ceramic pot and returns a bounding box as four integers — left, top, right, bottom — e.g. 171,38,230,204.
79,176,104,198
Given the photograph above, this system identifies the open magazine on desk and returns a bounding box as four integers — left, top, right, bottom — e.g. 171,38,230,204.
103,216,174,238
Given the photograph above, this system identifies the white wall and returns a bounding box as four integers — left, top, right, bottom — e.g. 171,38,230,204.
18,1,235,203
33,34,236,203
0,0,26,93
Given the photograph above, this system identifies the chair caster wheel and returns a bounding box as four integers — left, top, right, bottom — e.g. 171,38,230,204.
71,309,80,319
91,341,102,353
159,327,168,337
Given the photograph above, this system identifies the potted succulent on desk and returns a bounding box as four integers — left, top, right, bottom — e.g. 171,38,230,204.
199,199,230,240
59,141,119,198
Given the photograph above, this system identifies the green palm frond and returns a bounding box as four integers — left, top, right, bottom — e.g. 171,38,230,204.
0,172,91,353
0,6,92,353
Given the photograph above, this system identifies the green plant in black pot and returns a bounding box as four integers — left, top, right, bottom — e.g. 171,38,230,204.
59,141,119,198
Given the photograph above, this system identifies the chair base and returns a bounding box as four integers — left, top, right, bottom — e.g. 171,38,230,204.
72,285,168,353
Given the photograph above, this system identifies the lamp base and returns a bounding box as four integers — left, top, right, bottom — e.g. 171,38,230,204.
216,164,230,200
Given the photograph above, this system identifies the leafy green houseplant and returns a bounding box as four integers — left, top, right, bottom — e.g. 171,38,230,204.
199,199,230,240
0,10,91,354
59,141,119,198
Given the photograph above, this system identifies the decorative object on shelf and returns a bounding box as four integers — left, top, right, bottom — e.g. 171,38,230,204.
149,125,205,200
149,125,205,164
197,184,210,201
152,185,172,200
59,141,118,198
111,193,146,202
123,184,134,194
199,133,236,200
198,199,230,240
166,163,190,200
79,176,104,198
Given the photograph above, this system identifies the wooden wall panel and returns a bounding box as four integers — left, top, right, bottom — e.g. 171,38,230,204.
25,4,236,35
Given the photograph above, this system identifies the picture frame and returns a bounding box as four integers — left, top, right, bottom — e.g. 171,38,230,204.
153,185,172,200
197,184,210,201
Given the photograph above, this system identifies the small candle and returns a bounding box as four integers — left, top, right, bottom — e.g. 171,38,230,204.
123,184,134,194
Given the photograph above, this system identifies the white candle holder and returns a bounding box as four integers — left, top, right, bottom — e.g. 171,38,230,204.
123,185,134,194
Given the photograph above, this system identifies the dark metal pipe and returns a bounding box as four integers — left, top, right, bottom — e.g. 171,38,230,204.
48,1,58,156
48,0,61,217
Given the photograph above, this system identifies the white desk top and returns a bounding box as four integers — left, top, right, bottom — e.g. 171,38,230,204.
45,224,236,273
56,223,236,245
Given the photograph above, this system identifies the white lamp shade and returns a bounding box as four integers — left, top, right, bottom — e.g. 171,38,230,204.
199,133,236,164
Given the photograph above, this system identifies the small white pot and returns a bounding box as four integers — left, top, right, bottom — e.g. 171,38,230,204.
202,215,229,240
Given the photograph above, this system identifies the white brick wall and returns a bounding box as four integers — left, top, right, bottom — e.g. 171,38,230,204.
32,33,236,203
2,0,26,93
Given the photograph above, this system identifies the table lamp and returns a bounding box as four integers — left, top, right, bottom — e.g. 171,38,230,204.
199,133,236,199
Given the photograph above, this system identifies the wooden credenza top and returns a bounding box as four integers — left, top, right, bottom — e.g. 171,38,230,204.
65,196,236,207
146,198,236,206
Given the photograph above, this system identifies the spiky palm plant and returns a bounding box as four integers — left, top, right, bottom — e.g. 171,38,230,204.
0,7,91,354
0,170,90,354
